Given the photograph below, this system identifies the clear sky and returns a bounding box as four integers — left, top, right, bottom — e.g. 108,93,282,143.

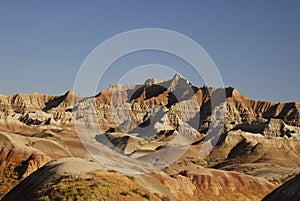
0,0,299,102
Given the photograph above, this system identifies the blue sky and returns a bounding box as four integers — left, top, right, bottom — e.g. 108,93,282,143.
0,0,299,102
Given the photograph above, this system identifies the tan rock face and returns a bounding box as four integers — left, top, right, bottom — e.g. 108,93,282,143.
148,168,276,201
0,75,299,137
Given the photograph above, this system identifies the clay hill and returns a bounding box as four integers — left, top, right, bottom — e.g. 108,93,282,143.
0,73,299,200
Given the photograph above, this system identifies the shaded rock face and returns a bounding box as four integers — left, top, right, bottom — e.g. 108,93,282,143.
13,154,52,179
262,174,300,201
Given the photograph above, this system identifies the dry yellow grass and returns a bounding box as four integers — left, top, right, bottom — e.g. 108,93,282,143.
35,170,162,201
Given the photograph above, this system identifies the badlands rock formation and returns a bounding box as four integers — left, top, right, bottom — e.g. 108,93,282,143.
0,73,299,200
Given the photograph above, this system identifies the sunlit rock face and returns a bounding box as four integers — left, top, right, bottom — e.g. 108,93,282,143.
1,74,299,138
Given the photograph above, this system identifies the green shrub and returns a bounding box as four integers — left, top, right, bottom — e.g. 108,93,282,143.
142,193,150,200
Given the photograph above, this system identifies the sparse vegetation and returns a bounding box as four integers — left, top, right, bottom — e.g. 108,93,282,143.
32,171,159,201
161,196,171,201
132,188,151,200
125,175,135,181
120,191,132,196
204,157,212,167
142,193,150,199
132,188,141,194
269,177,281,185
